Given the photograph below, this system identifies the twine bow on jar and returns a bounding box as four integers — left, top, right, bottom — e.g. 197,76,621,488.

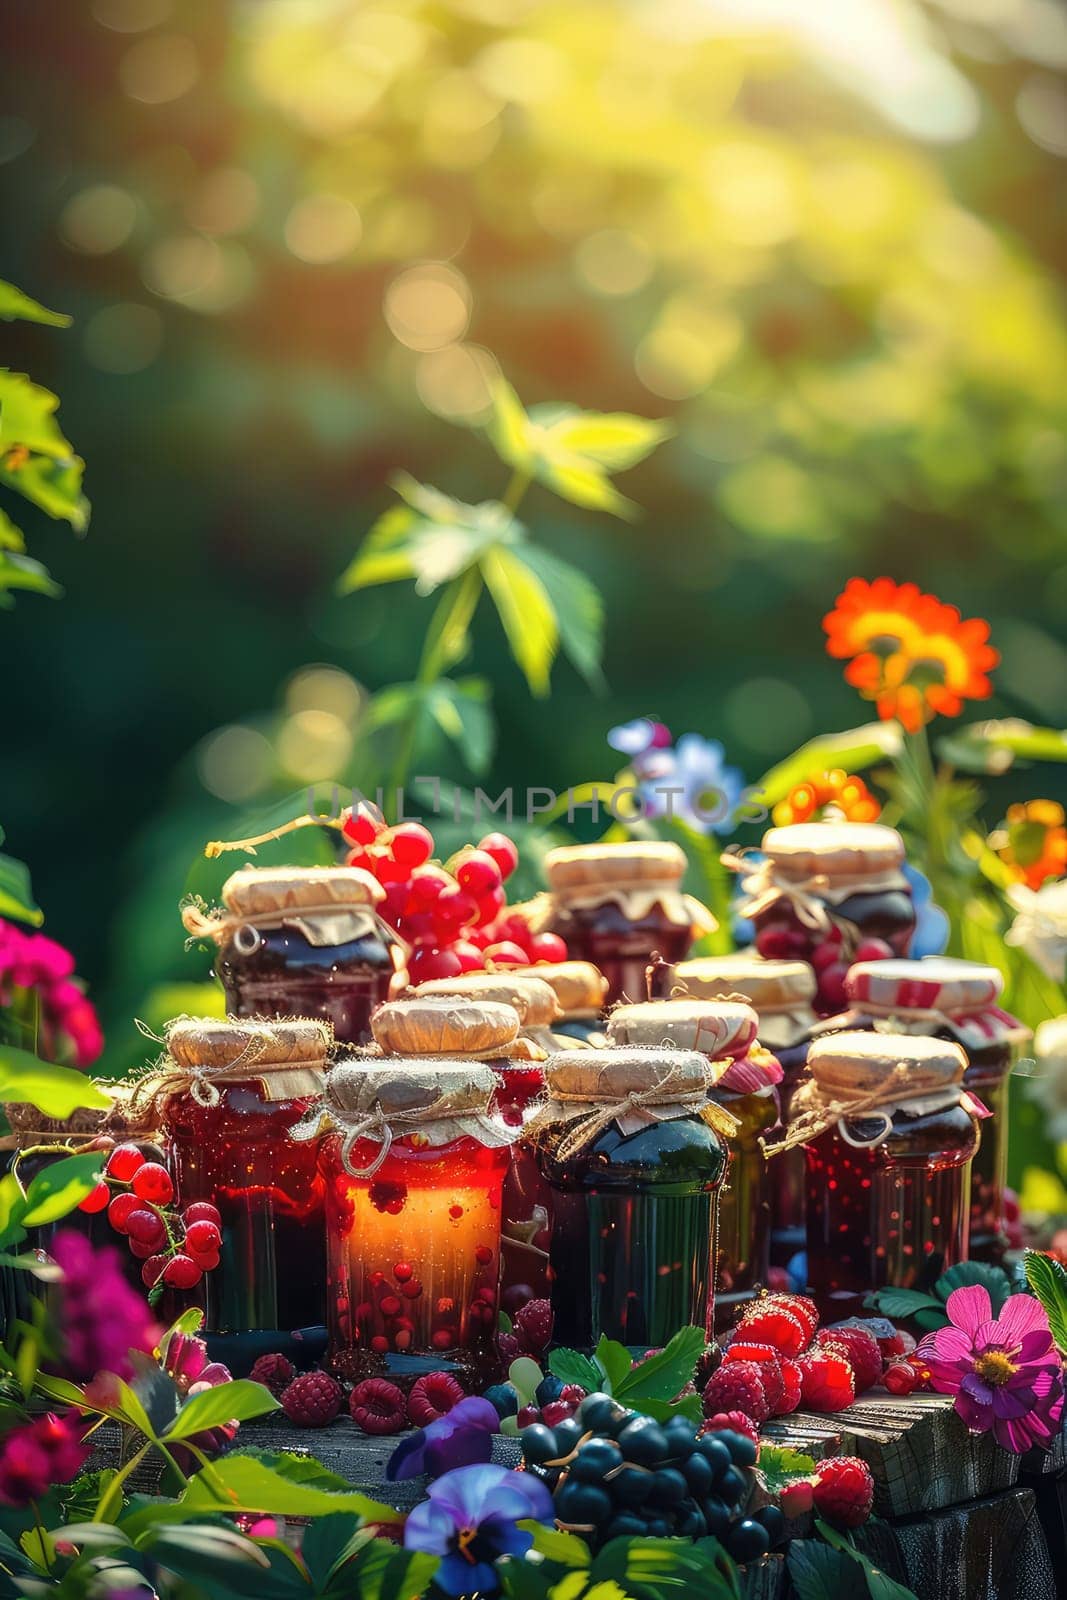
128,1015,331,1124
762,1059,989,1157
720,849,835,932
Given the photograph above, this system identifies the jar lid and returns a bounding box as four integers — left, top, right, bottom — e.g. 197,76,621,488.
760,823,905,881
371,996,521,1058
807,1030,966,1097
845,957,1002,1015
543,841,686,893
309,1058,515,1172
543,1045,711,1102
221,864,384,915
166,1016,332,1070
415,973,562,1027
522,961,608,1016
606,999,758,1060
672,956,816,1011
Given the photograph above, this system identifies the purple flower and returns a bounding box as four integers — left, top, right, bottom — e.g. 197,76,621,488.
403,1463,553,1597
917,1284,1065,1452
388,1395,499,1482
51,1231,158,1383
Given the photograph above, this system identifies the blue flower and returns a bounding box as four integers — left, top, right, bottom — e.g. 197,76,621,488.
637,733,747,835
403,1463,554,1598
607,717,672,758
903,863,949,957
387,1396,499,1482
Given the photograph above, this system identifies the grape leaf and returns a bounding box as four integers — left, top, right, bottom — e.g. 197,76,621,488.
549,1348,602,1391
614,1326,705,1404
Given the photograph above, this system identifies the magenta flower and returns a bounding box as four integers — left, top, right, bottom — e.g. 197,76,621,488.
160,1331,238,1469
917,1285,1065,1452
51,1230,159,1383
0,1413,91,1506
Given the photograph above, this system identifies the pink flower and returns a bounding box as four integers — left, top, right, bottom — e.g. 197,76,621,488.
0,1413,91,1505
917,1285,1065,1452
0,917,103,1068
51,1230,159,1383
161,1331,238,1469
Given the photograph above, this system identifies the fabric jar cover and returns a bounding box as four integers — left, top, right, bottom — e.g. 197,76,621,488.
725,821,908,931
841,957,1031,1053
542,841,715,936
371,995,523,1058
135,1014,332,1113
182,864,400,953
606,999,782,1095
669,955,816,1052
527,1045,737,1157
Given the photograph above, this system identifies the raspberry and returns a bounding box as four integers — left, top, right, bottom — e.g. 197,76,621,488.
498,1333,524,1365
701,1411,760,1446
559,1385,586,1404
723,1343,784,1412
737,1303,807,1358
516,1405,540,1427
514,1298,553,1354
407,1372,466,1426
541,1401,576,1426
779,1478,814,1517
249,1353,296,1398
813,1456,874,1528
882,1362,919,1397
798,1351,856,1413
761,1293,818,1345
350,1378,406,1435
281,1371,343,1427
819,1326,882,1394
775,1359,802,1416
703,1361,769,1425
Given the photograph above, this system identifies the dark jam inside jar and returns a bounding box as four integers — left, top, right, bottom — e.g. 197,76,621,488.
552,901,691,1006
961,1040,1011,1261
539,1115,726,1352
769,1041,810,1269
217,922,395,1046
755,889,916,1014
166,1085,324,1335
490,1060,551,1302
714,1090,778,1326
805,1102,976,1320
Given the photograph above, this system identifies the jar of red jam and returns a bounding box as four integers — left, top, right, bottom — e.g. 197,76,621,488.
664,955,818,1271
542,842,714,1005
372,991,551,1299
606,999,781,1326
312,1059,513,1379
725,823,915,1016
835,958,1029,1262
792,1031,984,1318
183,865,404,1046
159,1017,330,1341
518,961,609,1046
531,1048,728,1351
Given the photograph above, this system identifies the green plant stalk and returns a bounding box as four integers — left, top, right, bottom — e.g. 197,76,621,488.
93,1440,152,1522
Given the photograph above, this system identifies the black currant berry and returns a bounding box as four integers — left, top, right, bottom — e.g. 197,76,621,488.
552,1417,585,1457
616,1417,670,1466
681,1450,715,1496
570,1440,621,1483
754,1504,786,1546
611,1465,653,1506
520,1423,558,1465
720,1429,758,1468
555,1481,612,1526
700,1495,731,1537
648,1467,688,1507
696,1435,731,1478
725,1518,771,1562
718,1464,748,1505
578,1393,629,1434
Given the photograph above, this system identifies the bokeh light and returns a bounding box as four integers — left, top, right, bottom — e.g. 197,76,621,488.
197,725,275,803
59,185,138,255
384,262,472,351
284,194,363,263
118,34,199,104
83,303,163,374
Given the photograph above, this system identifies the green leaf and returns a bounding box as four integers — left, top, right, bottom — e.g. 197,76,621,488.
630,1394,703,1424
614,1325,705,1404
757,723,903,809
482,545,558,697
0,281,71,327
548,1348,603,1391
425,677,494,774
864,1287,943,1321
787,1539,868,1600
1024,1250,1067,1354
0,1172,28,1246
508,1357,544,1407
592,1335,633,1395
485,378,533,470
174,1450,400,1525
511,544,604,690
0,551,61,605
523,1522,592,1569
165,1379,279,1440
591,1534,741,1600
938,718,1067,775
0,1046,110,1117
0,852,42,926
138,1523,273,1588
0,507,25,549
935,1261,1012,1313
531,409,674,472
337,478,519,597
20,1151,104,1227
913,1307,950,1332
816,1521,920,1600
299,1513,364,1589
0,450,89,529
757,1445,817,1494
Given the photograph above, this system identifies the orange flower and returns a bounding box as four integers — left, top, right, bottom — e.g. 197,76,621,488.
823,577,998,733
995,800,1067,891
773,768,881,827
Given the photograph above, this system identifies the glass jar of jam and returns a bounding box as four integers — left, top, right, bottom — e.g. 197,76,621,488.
159,1017,330,1343
664,955,818,1273
835,958,1028,1262
725,823,915,1016
792,1031,984,1319
606,999,781,1327
183,865,404,1046
415,972,562,1054
371,991,551,1300
313,1059,513,1379
531,1047,728,1352
519,961,609,1047
542,842,714,1005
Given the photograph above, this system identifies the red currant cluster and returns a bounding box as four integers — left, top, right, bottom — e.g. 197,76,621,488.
755,916,895,1014
341,808,567,982
78,1142,222,1298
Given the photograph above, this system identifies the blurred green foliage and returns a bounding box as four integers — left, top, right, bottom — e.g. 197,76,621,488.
1,0,1065,1126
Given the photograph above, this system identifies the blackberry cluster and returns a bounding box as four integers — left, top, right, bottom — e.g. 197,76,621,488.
519,1392,782,1563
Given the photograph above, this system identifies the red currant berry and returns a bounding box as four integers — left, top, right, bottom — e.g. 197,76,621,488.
526,931,568,964
434,887,478,931
105,1144,146,1182
456,851,502,897
393,1261,413,1281
478,833,519,880
388,823,434,868
342,807,381,846
126,1209,167,1249
128,1237,158,1260
373,855,410,887
182,1201,222,1228
184,1220,221,1254
853,938,894,962
483,940,528,968
408,944,464,981
474,887,506,927
811,941,843,972
452,940,485,972
162,1254,202,1289
816,962,849,1013
410,868,450,907
189,1248,220,1271
141,1255,168,1288
78,1180,111,1215
132,1164,174,1205
108,1192,140,1233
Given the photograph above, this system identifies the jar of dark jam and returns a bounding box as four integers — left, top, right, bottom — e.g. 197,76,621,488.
725,823,915,1017
313,1059,513,1380
542,843,713,1005
519,961,609,1046
532,1047,728,1352
160,1017,330,1345
184,865,403,1046
606,999,781,1328
835,958,1028,1262
664,955,818,1272
372,991,551,1300
796,1031,983,1319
